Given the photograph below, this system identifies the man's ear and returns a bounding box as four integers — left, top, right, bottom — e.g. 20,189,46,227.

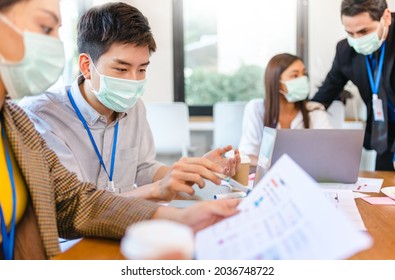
383,8,392,26
79,53,91,80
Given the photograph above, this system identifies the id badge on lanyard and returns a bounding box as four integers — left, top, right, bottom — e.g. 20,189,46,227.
373,95,385,121
67,90,119,193
366,42,386,122
107,181,115,193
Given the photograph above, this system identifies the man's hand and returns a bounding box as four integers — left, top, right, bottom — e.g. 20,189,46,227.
203,145,241,177
151,157,224,201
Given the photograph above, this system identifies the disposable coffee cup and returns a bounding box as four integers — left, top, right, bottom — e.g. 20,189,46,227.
120,220,194,260
232,155,251,186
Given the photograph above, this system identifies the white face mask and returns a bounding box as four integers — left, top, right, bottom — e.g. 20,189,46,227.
280,75,310,102
88,59,146,112
347,20,387,55
0,14,65,98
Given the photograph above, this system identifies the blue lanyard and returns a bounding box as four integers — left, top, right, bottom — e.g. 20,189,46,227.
67,90,119,183
365,42,386,96
0,114,17,260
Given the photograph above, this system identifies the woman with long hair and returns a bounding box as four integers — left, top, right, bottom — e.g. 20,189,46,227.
239,53,332,166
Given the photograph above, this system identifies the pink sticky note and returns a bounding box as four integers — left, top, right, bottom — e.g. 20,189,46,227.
362,197,395,205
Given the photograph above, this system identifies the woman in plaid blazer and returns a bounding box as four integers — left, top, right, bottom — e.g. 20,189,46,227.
0,0,239,259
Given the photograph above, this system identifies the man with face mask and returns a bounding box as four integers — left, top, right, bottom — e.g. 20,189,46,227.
19,2,240,200
0,0,240,260
312,0,395,170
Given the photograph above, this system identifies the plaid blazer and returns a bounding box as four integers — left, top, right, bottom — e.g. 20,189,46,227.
2,99,159,259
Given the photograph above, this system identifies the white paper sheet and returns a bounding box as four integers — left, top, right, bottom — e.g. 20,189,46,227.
321,189,366,230
195,155,372,260
353,192,370,199
319,177,383,193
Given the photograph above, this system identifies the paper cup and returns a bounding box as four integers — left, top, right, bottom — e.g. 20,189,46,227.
121,220,194,260
232,155,251,186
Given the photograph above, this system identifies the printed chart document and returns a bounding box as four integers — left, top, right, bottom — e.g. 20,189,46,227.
195,155,372,260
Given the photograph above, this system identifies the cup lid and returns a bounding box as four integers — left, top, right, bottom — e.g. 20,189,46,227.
121,220,194,260
240,155,251,164
225,151,251,163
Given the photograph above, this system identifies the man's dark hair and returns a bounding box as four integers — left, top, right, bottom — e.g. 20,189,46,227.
0,0,27,11
341,0,388,21
77,2,156,63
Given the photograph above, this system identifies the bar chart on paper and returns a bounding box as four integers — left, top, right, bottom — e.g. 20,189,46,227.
195,155,372,260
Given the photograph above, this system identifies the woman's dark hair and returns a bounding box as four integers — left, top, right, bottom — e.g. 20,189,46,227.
0,0,26,11
341,0,387,21
77,2,156,64
264,53,310,129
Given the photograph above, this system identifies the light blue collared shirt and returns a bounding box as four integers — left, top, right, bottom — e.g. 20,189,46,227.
19,78,164,193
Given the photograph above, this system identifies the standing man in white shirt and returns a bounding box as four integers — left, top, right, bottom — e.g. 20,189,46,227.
20,2,240,201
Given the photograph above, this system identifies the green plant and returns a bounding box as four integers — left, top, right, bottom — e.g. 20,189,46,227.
185,64,264,105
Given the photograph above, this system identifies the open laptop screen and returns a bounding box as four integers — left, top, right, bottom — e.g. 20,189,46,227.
254,126,277,186
254,127,364,184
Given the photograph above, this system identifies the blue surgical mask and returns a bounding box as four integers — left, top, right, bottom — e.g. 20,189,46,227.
280,75,310,102
347,21,387,55
88,59,146,112
0,14,65,99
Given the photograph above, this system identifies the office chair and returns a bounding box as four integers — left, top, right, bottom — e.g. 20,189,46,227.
213,101,247,149
145,102,191,157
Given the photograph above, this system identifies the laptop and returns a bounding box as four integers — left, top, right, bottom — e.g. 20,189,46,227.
254,127,365,185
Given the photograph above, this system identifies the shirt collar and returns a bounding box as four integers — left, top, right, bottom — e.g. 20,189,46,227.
276,111,304,129
290,111,304,128
69,77,127,126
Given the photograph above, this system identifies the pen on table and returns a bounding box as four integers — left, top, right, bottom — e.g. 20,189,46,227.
214,172,251,194
214,192,247,200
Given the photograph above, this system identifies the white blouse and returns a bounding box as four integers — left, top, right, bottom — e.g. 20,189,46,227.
238,98,333,156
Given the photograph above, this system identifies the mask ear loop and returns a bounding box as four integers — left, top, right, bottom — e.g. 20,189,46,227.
0,14,24,63
279,80,288,95
88,56,102,77
87,78,99,96
379,24,388,43
0,14,23,36
85,55,102,94
375,15,389,43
